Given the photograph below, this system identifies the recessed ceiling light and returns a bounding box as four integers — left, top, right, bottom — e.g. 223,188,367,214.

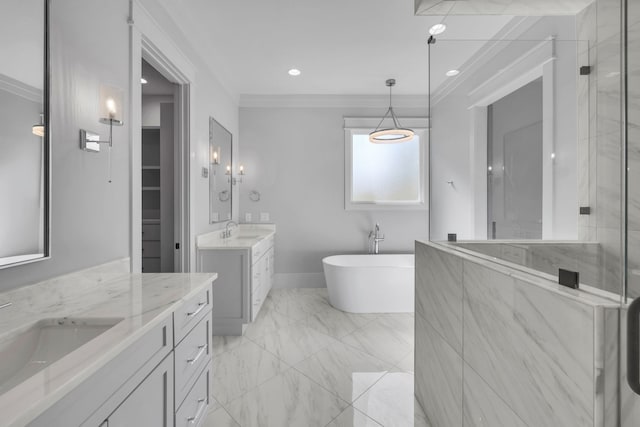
140,77,148,84
446,69,460,77
288,68,301,76
429,24,447,35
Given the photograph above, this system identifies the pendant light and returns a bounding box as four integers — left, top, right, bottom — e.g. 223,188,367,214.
32,113,44,137
369,79,414,144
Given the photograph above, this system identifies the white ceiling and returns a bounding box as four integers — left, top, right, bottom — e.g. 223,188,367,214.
154,0,513,96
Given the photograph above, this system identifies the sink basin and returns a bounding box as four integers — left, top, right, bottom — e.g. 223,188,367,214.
0,317,122,393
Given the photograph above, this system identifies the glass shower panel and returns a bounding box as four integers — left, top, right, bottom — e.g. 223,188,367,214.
428,36,609,290
624,0,640,424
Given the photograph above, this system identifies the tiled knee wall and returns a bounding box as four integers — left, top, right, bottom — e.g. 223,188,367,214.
414,241,618,427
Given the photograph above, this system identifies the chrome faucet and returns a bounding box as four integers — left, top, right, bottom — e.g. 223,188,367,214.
0,302,12,310
223,221,238,238
368,223,385,254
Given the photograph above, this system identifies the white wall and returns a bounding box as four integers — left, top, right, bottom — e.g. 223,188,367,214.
430,16,579,241
0,0,238,291
141,95,173,127
239,98,429,288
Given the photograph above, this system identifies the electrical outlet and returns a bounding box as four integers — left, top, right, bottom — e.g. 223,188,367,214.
245,213,252,222
260,212,270,222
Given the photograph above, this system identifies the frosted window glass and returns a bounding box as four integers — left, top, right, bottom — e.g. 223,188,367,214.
351,134,421,203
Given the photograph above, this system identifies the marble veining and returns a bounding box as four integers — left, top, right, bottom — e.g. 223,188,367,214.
340,316,414,365
326,405,383,427
211,340,288,405
205,288,425,426
414,312,463,427
225,368,349,427
0,265,216,426
463,261,594,426
293,341,390,403
415,243,463,354
462,363,528,427
353,371,431,427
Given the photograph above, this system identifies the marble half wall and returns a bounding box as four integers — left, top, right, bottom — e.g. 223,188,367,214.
415,241,619,427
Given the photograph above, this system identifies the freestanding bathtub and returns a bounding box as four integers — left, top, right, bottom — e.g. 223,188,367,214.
322,254,414,313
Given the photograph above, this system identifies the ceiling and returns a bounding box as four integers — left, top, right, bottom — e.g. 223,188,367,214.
153,0,514,96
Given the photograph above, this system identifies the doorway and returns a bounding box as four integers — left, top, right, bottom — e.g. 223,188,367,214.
487,78,543,239
140,59,178,272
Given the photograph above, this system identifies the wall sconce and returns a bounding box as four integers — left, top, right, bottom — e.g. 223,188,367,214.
32,113,44,137
225,164,245,185
210,146,220,165
80,85,124,183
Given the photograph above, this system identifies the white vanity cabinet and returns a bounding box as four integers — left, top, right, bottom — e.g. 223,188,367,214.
103,352,174,427
197,230,275,335
28,282,213,427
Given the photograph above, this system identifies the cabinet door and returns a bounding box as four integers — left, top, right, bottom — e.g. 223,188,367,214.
106,352,174,427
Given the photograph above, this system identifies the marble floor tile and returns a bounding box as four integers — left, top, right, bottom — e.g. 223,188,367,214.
243,301,297,341
211,340,288,405
353,372,431,427
270,292,332,320
293,341,390,403
394,350,415,373
300,304,378,339
211,335,250,356
203,406,239,427
340,316,414,365
252,324,341,365
326,406,383,427
225,368,349,427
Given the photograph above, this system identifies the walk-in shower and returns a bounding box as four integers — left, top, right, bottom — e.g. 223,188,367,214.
415,2,639,425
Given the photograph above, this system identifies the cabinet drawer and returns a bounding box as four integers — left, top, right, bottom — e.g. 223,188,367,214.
174,285,212,344
175,366,210,427
142,224,161,240
142,240,161,257
175,316,211,406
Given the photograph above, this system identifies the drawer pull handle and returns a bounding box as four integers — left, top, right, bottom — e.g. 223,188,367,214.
187,344,208,364
187,302,206,317
187,398,207,424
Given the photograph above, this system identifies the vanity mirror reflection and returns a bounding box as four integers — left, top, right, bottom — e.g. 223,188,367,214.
209,117,232,223
0,0,50,268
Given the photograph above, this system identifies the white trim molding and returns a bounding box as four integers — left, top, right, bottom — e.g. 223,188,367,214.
240,94,429,110
0,73,42,103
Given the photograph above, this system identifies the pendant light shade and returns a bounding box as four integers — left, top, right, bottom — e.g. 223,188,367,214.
32,113,44,137
369,79,414,144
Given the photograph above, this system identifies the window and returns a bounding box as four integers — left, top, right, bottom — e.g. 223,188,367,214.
344,118,428,211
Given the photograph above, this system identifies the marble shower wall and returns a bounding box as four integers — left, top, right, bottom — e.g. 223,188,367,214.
415,241,619,427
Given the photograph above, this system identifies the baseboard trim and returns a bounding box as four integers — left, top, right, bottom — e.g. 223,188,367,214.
274,273,326,289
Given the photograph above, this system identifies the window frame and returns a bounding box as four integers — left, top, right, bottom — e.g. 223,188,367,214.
344,118,428,211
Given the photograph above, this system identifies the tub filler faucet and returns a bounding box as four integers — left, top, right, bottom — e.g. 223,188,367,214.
369,223,385,254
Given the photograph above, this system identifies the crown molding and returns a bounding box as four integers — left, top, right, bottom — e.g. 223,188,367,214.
239,94,429,110
0,73,42,103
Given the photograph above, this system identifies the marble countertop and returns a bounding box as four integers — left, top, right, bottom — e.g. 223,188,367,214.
0,270,217,426
197,223,276,249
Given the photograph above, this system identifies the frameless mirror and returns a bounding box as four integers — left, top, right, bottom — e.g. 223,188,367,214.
209,117,232,223
0,0,50,269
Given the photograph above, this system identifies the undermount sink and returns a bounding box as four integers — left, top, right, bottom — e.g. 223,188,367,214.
0,317,122,393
